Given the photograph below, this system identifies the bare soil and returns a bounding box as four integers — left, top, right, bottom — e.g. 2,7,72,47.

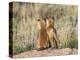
13,48,78,58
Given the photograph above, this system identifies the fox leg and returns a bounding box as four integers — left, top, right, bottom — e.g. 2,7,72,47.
52,31,60,48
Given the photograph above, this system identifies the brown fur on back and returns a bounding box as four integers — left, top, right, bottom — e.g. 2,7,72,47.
37,19,48,49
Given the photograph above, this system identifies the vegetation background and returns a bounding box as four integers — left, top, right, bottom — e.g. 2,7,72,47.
9,2,78,55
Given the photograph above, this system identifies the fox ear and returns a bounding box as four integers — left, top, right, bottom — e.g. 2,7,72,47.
46,16,50,19
37,19,40,21
52,17,55,21
43,18,46,22
43,18,46,20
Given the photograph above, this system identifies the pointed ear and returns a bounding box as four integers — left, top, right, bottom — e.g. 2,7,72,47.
43,18,46,22
46,16,50,19
43,18,46,20
52,17,55,22
37,19,40,21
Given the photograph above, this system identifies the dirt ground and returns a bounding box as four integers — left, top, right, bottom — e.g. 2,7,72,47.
13,48,78,58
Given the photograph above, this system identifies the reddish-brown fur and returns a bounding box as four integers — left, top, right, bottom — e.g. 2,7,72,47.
37,19,48,49
46,16,60,48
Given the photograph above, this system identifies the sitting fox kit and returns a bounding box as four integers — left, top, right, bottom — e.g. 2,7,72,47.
37,17,60,50
37,19,48,50
46,16,60,49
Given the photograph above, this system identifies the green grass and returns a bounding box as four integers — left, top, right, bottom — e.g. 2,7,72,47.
61,32,78,49
13,44,35,55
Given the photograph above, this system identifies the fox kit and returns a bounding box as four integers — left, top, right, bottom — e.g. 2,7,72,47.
37,19,48,50
46,16,60,49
